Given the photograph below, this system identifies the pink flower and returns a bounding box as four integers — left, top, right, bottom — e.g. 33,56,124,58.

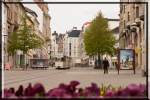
3,81,146,98
82,83,100,97
32,83,45,96
139,84,146,94
125,84,145,96
46,88,71,98
105,90,114,96
4,89,14,98
70,80,80,88
15,85,24,97
24,83,34,97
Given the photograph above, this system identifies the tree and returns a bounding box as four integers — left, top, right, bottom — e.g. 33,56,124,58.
7,29,19,68
7,15,44,69
84,11,116,68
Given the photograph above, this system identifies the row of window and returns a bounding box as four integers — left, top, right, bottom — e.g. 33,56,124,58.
122,5,140,29
121,4,139,17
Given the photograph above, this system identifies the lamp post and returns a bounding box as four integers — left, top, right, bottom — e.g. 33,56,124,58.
131,20,144,75
124,24,137,74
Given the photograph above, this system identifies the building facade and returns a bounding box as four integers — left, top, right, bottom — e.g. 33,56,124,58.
2,1,8,67
4,1,28,68
112,27,120,48
35,0,51,59
51,31,57,59
57,34,65,58
23,0,51,59
64,27,81,66
24,7,40,64
51,31,65,59
119,1,146,71
3,0,51,68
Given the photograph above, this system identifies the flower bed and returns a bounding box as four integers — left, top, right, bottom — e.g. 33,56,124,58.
4,81,146,98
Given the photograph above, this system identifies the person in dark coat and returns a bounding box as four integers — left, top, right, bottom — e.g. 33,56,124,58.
95,60,97,67
115,61,120,75
103,57,109,74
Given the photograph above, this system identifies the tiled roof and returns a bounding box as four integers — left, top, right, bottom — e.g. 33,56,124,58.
68,30,81,37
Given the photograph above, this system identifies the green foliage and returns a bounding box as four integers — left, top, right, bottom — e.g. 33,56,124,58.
84,11,116,56
7,31,18,56
7,15,44,55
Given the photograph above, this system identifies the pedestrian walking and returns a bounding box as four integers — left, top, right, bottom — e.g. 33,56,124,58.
51,61,53,67
52,62,55,67
103,57,109,74
115,61,120,75
26,63,29,69
95,60,97,67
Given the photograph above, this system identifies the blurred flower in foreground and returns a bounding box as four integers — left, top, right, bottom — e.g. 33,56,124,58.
3,81,146,98
15,85,24,97
32,83,46,97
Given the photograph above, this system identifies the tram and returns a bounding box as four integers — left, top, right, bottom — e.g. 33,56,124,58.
55,56,70,69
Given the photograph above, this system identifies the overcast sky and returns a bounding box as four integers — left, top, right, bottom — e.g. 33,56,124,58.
23,0,120,34
48,3,120,33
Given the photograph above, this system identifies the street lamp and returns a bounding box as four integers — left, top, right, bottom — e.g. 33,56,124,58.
131,20,141,27
131,20,145,76
126,24,131,30
130,22,140,32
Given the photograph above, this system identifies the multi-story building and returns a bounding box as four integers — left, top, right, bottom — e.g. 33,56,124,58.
3,0,51,68
51,31,65,59
23,1,44,60
112,26,120,48
51,31,58,59
23,0,51,59
3,1,42,68
34,0,51,59
2,1,8,67
64,27,81,66
3,1,28,68
57,34,65,58
38,2,51,59
119,0,146,72
63,32,69,58
24,7,40,64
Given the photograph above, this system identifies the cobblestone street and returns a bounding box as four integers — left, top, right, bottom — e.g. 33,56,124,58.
4,67,146,91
